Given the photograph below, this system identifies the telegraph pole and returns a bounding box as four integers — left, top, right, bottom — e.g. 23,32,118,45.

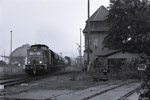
10,30,13,63
4,49,5,61
1,51,3,61
10,31,12,54
87,0,90,65
80,28,82,65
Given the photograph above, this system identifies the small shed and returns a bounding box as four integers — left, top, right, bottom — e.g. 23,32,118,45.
96,50,139,73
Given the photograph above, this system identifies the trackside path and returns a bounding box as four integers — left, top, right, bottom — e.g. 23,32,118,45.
4,81,140,100
88,83,140,100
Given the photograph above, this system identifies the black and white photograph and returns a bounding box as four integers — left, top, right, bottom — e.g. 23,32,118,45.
0,0,150,100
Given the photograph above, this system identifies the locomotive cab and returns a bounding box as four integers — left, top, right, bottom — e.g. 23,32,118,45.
25,44,65,75
25,44,49,75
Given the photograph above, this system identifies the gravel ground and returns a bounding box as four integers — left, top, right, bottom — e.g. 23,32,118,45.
4,71,116,95
0,65,24,76
127,92,139,100
4,66,122,94
2,66,140,100
0,67,4,75
3,78,139,100
88,83,140,100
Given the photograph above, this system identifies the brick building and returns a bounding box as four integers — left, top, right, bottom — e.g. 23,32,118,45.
83,6,139,66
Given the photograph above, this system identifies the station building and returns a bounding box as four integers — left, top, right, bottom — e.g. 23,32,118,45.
83,6,139,67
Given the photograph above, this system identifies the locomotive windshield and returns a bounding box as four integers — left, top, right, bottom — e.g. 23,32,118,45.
27,50,47,65
29,52,41,56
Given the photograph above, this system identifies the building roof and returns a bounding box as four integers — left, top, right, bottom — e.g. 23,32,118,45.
97,50,122,57
87,6,108,22
83,24,109,33
97,49,135,57
11,44,30,57
83,6,109,33
31,44,48,48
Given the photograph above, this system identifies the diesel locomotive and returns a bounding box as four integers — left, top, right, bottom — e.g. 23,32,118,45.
25,44,65,75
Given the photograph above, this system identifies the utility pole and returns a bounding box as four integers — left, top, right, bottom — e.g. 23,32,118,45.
1,51,3,61
10,31,12,54
4,49,5,61
3,49,5,76
80,28,82,65
10,30,13,64
76,43,81,61
87,0,90,65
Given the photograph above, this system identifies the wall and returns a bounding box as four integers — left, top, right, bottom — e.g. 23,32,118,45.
89,32,107,62
107,52,139,62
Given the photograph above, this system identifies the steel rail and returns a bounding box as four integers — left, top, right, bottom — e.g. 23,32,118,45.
2,71,78,87
118,87,140,100
82,81,138,100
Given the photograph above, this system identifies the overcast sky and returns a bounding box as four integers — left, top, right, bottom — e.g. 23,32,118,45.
0,0,109,58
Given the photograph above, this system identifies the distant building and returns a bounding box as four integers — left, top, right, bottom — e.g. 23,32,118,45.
76,56,84,65
83,6,139,65
10,44,30,66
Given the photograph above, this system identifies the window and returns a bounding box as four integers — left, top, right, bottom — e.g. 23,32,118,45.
37,52,41,55
90,39,92,46
29,52,34,55
94,38,98,47
29,52,41,55
41,47,48,50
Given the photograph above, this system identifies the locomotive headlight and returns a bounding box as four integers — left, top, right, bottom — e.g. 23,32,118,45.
39,61,42,64
27,61,30,64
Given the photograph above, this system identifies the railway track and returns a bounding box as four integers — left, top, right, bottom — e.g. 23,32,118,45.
0,74,30,87
0,71,77,88
0,74,26,80
80,81,140,100
118,87,140,100
42,80,140,100
1,72,141,100
0,73,4,77
82,82,134,100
